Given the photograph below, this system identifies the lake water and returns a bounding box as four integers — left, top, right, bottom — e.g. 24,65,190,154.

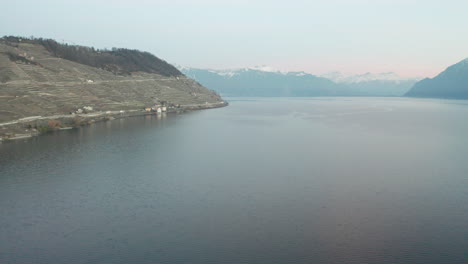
0,97,467,264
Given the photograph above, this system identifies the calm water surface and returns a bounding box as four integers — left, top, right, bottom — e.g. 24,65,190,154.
0,97,467,264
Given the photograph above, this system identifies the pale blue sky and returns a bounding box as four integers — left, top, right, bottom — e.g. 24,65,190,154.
2,0,467,77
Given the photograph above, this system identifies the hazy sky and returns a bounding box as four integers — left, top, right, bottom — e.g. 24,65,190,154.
2,0,467,77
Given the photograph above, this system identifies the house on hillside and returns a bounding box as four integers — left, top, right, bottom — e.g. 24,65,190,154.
151,106,162,114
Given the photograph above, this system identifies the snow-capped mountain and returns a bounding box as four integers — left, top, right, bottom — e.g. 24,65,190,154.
180,67,337,97
182,65,311,78
245,65,283,73
320,71,421,83
179,66,419,97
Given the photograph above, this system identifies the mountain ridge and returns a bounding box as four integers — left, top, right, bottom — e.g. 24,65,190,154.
405,58,468,99
180,67,417,97
320,71,421,84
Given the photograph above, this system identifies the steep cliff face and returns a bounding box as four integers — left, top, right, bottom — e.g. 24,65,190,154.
405,58,468,99
0,37,224,123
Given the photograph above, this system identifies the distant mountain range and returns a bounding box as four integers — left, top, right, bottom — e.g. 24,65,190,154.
180,66,419,97
405,58,468,99
320,71,418,83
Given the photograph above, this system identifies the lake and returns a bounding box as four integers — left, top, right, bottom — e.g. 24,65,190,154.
0,97,467,264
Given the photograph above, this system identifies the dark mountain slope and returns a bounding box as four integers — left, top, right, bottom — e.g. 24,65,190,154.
406,58,468,99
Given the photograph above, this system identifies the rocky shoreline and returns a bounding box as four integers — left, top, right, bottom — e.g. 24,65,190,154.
0,101,227,142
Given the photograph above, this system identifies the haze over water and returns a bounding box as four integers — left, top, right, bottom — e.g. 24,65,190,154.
0,97,467,264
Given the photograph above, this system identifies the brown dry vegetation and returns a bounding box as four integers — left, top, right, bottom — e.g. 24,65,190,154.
0,36,224,124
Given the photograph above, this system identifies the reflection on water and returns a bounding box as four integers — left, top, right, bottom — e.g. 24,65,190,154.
0,97,467,264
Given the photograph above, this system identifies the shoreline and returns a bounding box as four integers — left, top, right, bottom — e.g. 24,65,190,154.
0,101,228,142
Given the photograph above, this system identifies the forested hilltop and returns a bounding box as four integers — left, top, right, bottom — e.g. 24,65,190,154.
1,36,182,76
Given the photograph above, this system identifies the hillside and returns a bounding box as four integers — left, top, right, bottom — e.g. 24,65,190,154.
1,36,183,77
180,67,417,97
0,37,224,128
405,58,468,99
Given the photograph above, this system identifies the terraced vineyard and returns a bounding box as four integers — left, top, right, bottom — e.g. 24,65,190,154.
0,39,224,124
